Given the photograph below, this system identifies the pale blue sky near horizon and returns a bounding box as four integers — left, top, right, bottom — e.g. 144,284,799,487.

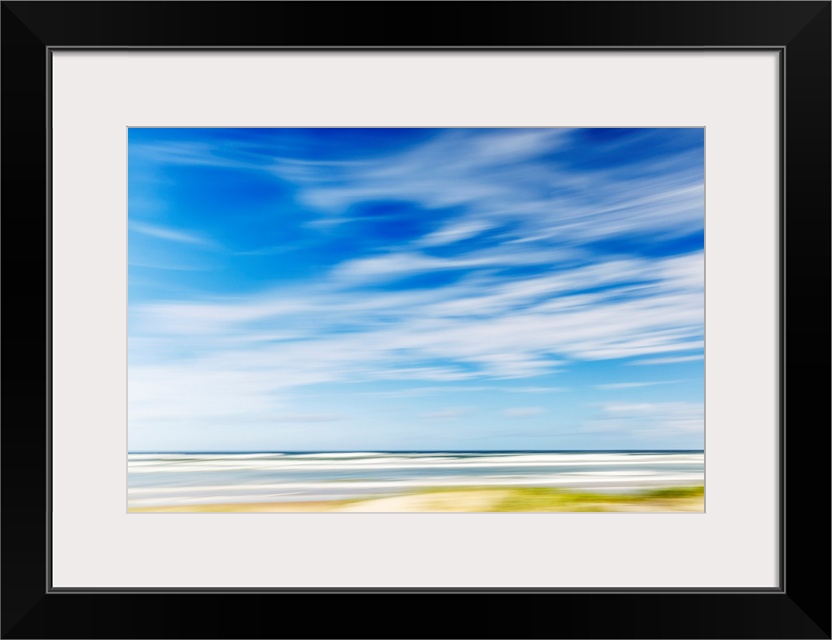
128,127,704,452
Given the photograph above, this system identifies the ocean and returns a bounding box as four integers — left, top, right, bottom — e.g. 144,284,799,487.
128,450,704,509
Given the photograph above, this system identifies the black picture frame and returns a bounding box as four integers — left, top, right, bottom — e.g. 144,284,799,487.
2,2,829,638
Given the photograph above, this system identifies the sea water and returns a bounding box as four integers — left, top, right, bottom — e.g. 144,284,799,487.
127,450,704,508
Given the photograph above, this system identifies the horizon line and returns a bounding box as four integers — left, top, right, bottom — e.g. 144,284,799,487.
128,448,705,454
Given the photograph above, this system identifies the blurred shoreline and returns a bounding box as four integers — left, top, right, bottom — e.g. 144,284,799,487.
129,451,704,512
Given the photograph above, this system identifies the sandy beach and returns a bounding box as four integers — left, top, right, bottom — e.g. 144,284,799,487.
129,485,704,513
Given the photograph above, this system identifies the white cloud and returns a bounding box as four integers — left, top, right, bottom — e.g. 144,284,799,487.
130,221,217,247
418,219,494,247
502,407,546,418
595,380,685,390
129,250,704,425
363,386,567,398
270,413,343,423
128,261,210,272
422,408,472,419
275,128,702,247
632,354,704,365
586,401,703,438
332,246,577,284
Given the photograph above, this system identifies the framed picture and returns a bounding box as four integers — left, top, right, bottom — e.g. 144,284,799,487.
125,123,708,518
2,2,829,638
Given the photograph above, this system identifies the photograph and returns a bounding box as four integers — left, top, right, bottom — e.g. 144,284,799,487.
4,0,828,635
128,127,705,513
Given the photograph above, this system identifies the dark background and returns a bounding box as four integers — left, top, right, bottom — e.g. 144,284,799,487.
2,2,829,638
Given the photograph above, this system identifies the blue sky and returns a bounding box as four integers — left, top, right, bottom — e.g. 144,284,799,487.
128,128,704,452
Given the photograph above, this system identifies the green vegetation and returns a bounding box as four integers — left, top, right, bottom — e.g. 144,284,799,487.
398,484,704,512
640,485,704,499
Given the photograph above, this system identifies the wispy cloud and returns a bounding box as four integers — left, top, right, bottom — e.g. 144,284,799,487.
270,413,343,423
417,219,495,247
595,380,686,390
130,221,217,247
128,261,211,272
128,128,704,449
363,386,568,398
331,246,579,284
130,251,703,405
422,408,472,419
586,401,703,439
502,407,547,418
279,128,703,246
632,354,704,365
